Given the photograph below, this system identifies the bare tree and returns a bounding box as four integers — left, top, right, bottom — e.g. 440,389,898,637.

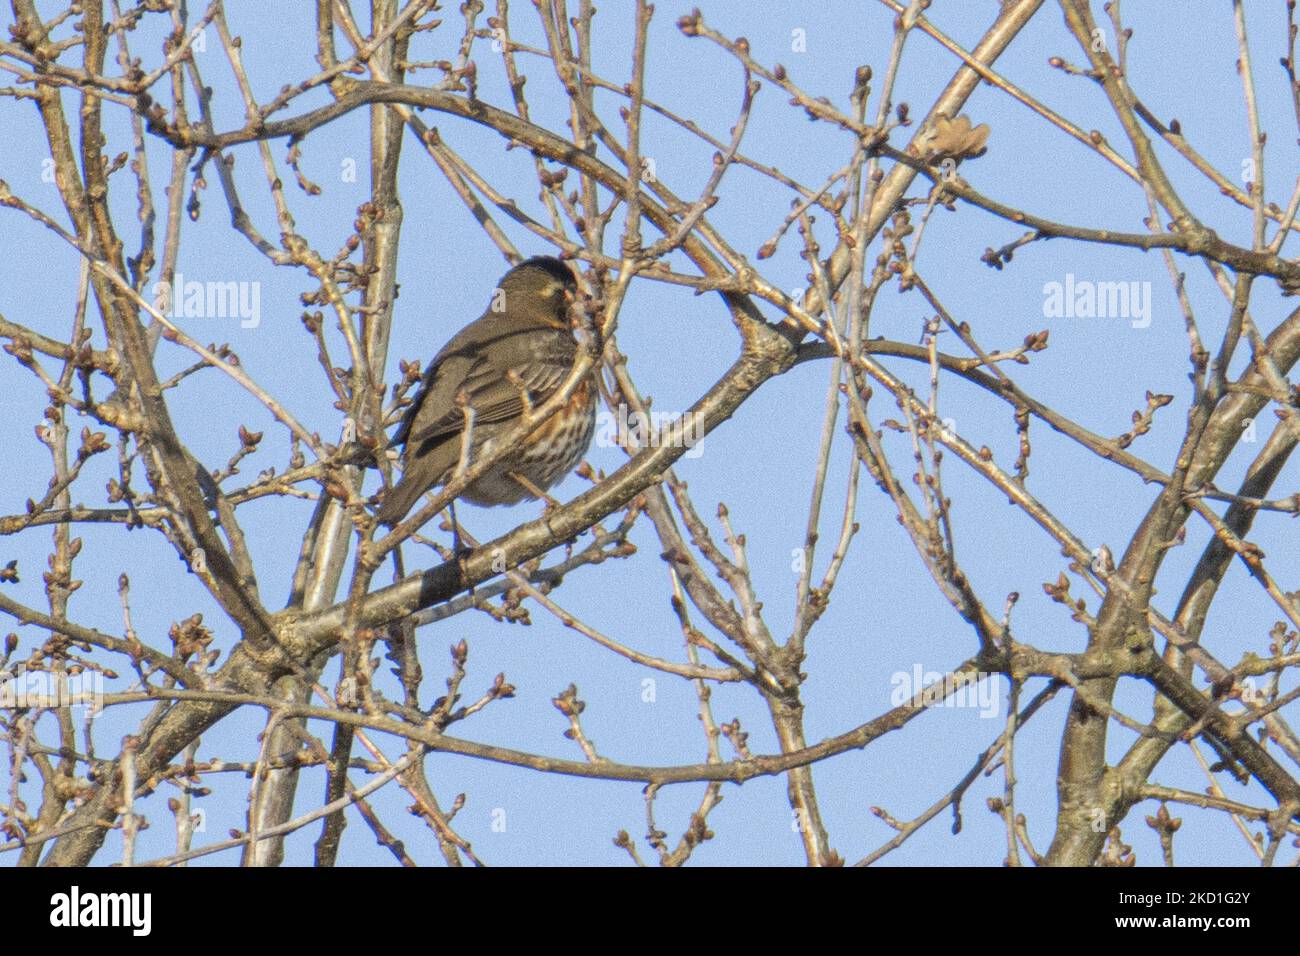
1,0,1298,867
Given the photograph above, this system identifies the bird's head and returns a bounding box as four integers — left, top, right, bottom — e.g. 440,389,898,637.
497,256,578,329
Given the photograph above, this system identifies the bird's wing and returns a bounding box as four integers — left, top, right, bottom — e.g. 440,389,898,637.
395,322,577,453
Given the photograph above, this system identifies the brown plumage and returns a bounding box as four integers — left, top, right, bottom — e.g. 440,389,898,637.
376,257,596,526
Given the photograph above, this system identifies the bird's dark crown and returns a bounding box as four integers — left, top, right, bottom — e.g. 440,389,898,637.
506,256,577,290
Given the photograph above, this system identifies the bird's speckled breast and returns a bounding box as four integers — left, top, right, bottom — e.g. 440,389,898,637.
459,377,597,506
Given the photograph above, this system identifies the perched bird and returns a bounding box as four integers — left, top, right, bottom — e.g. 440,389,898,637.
376,256,597,526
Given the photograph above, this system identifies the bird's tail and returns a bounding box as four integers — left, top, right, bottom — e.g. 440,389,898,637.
375,473,431,527
375,442,459,526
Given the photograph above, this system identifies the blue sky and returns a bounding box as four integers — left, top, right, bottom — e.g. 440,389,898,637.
1,1,1297,865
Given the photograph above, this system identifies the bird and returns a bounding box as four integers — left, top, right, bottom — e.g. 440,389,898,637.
375,256,597,526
